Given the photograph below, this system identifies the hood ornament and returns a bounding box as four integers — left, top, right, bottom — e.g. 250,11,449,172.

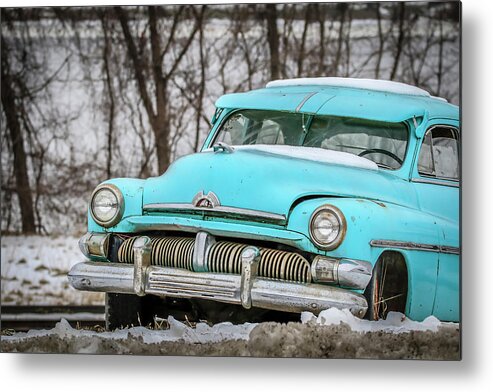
192,191,220,209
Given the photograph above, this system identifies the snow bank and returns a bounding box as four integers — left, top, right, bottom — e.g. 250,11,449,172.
266,77,431,97
2,312,459,358
300,308,454,333
3,317,256,345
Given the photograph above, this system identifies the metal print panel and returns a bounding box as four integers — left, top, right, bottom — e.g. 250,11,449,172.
1,1,460,359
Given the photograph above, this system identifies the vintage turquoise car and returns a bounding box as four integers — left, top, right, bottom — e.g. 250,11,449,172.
68,77,460,329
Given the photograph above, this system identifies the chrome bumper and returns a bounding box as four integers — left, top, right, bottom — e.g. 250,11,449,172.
68,258,368,318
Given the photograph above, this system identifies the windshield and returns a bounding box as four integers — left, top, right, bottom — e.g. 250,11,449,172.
215,110,409,169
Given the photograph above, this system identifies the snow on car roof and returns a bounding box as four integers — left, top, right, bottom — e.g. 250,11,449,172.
266,77,432,98
216,78,458,123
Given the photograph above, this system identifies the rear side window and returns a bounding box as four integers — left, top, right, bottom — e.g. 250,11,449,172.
418,126,459,180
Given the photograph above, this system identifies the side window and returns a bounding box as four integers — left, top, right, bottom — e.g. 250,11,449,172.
418,127,459,180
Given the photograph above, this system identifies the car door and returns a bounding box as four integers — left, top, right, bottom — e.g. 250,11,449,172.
411,120,460,321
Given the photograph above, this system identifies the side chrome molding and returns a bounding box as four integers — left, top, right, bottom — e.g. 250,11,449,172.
411,178,460,188
370,239,459,255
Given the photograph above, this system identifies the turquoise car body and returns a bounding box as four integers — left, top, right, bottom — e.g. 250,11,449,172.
87,83,460,322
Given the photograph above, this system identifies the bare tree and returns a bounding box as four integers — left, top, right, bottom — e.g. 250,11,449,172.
0,3,460,234
115,5,202,174
1,37,36,233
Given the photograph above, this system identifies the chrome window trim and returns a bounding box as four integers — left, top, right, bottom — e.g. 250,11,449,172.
143,203,287,225
370,239,459,255
295,92,317,112
208,108,242,148
417,125,460,181
411,178,460,188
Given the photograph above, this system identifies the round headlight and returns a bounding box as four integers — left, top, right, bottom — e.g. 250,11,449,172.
309,205,346,250
90,184,124,227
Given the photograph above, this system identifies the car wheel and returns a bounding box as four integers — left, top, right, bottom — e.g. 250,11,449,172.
364,252,408,320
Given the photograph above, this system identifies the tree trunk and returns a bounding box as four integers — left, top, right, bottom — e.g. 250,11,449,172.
153,116,171,174
1,42,36,234
437,13,445,96
194,9,206,152
390,3,406,80
297,4,311,77
148,6,171,174
332,4,347,75
374,3,384,79
265,4,280,80
101,13,115,178
316,4,326,75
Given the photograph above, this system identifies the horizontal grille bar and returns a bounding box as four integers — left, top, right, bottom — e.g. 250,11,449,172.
147,269,239,301
143,203,287,225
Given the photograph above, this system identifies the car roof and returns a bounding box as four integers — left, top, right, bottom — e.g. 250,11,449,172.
215,78,459,124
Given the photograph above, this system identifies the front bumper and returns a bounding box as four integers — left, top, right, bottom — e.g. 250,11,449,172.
68,235,368,317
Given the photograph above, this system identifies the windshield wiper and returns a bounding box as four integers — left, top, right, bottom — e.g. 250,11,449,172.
213,142,235,154
376,163,394,170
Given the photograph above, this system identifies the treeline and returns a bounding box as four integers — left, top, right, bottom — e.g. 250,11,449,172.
0,2,460,234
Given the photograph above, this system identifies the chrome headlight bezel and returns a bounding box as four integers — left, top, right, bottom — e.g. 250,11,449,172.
89,184,124,228
309,204,346,250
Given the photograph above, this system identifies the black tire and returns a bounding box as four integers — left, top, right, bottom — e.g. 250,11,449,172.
364,252,408,321
105,293,157,330
105,294,299,329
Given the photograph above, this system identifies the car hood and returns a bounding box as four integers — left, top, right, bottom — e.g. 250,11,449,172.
142,146,415,218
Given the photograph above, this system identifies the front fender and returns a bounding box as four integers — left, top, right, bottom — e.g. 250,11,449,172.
287,197,441,262
88,178,146,232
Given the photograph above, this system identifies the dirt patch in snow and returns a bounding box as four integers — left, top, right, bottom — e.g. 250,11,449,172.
248,322,460,360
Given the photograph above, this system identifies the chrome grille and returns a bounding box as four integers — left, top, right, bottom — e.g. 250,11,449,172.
207,241,311,283
117,235,311,283
118,236,194,270
207,241,246,275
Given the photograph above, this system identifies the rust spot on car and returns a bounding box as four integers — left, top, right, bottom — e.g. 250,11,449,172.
356,199,386,208
369,200,386,208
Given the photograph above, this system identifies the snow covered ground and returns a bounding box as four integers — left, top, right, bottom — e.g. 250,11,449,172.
1,310,460,358
1,235,104,306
